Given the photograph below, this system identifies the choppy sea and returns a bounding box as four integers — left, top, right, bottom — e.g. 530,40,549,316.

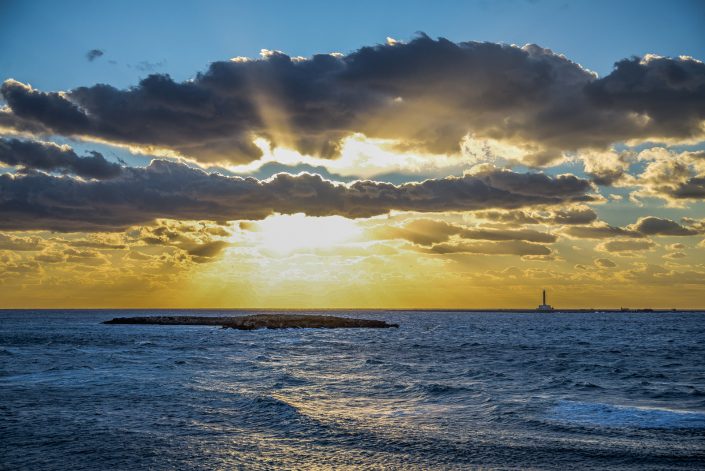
1,310,704,470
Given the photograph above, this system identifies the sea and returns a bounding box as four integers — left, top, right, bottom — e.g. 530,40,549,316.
1,310,704,470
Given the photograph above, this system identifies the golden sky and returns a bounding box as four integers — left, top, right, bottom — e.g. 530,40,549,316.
1,37,705,308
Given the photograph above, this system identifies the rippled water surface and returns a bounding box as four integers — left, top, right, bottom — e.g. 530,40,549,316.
1,310,704,470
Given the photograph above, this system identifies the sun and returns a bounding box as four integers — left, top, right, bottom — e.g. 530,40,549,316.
254,213,363,255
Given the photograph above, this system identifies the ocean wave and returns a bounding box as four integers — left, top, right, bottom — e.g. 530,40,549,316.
3,309,705,469
547,400,705,429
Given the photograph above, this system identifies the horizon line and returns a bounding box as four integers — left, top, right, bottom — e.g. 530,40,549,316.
2,307,705,312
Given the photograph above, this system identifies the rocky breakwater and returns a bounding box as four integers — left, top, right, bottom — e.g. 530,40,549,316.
103,314,399,330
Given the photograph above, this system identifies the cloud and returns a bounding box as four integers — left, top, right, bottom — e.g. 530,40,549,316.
424,240,552,256
597,239,655,253
86,49,104,62
63,247,107,265
65,240,127,250
582,149,631,186
136,220,231,263
594,257,616,268
370,219,458,245
0,255,40,278
474,206,597,225
33,246,108,265
133,60,166,72
0,157,594,232
629,147,705,202
3,35,704,166
2,80,91,135
0,233,45,251
370,218,556,245
628,216,698,236
585,55,705,143
564,216,699,240
622,263,705,286
0,138,122,179
563,223,643,239
669,177,705,199
184,240,229,263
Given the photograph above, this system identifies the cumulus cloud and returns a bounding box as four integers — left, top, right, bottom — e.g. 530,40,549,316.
137,220,231,263
0,157,594,232
629,147,705,202
2,35,704,165
0,138,122,179
585,55,705,142
582,149,632,186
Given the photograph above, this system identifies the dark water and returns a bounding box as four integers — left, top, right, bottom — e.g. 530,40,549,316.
1,310,704,470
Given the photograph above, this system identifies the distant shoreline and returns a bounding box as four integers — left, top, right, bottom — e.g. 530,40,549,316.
2,308,705,313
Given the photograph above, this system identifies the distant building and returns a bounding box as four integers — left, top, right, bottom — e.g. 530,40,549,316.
537,289,554,311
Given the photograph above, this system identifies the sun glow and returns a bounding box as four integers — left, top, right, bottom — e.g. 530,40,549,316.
227,135,467,179
252,213,363,255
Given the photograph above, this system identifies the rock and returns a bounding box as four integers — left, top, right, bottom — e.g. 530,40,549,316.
103,314,399,330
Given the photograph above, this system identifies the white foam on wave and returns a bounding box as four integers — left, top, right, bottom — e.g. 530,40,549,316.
548,400,705,429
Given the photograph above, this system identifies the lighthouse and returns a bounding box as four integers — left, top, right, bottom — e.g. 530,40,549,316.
537,289,554,311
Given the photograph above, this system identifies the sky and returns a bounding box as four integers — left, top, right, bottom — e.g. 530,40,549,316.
1,0,704,308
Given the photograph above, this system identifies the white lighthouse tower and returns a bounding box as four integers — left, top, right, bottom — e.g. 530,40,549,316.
537,289,554,311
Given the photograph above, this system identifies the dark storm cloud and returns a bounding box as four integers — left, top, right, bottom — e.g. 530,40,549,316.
0,110,52,135
86,49,104,62
0,138,122,179
2,35,704,165
585,55,705,141
0,159,593,232
1,81,91,135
